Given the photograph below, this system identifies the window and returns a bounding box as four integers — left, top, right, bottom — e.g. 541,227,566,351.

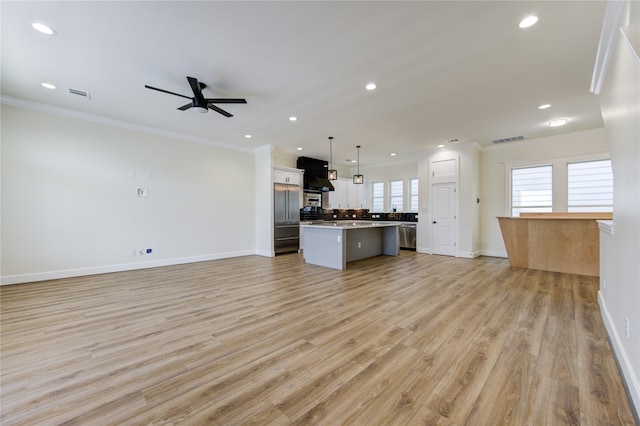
567,159,613,212
390,180,403,212
507,154,612,216
511,165,552,216
410,178,419,212
372,182,384,212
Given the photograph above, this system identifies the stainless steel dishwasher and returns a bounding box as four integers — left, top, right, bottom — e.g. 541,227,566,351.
399,222,417,250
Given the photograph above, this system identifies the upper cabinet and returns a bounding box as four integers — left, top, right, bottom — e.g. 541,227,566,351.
327,179,348,208
326,178,368,209
348,180,367,209
274,168,301,185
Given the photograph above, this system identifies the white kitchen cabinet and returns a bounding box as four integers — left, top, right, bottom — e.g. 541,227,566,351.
326,179,348,208
326,178,368,209
348,180,368,209
273,168,301,185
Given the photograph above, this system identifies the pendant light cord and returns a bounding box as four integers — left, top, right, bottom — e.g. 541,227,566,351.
329,136,333,171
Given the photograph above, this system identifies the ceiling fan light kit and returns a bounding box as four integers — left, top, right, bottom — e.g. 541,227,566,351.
145,76,246,117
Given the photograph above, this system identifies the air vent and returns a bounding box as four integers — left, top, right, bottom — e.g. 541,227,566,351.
491,135,524,144
69,88,91,99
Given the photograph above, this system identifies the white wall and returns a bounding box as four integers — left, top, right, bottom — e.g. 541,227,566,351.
272,148,297,169
358,160,419,212
1,104,256,284
479,128,609,257
597,0,640,415
254,145,274,257
417,142,480,257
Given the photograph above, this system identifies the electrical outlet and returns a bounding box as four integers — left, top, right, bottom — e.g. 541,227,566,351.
625,317,630,338
130,249,136,257
603,277,606,289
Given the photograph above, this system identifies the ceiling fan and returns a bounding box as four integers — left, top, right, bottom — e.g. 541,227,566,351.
145,76,247,117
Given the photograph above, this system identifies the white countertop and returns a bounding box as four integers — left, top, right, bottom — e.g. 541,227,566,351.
300,221,401,229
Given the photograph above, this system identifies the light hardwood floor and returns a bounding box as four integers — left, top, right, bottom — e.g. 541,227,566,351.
1,252,636,425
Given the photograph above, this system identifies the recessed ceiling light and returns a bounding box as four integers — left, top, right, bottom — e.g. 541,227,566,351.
296,147,303,151
438,144,445,148
519,15,538,29
549,118,568,127
32,22,56,35
244,134,252,138
351,159,357,163
390,153,396,156
41,82,56,90
289,116,297,121
366,83,377,91
537,104,551,109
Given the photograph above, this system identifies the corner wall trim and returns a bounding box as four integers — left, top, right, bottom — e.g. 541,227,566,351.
590,0,626,94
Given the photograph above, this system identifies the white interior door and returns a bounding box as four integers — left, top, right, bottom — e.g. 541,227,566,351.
431,182,457,256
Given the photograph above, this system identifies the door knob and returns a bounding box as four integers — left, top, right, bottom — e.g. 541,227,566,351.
432,221,437,224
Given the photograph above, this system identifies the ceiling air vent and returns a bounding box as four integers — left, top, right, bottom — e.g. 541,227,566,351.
491,135,524,144
69,88,91,99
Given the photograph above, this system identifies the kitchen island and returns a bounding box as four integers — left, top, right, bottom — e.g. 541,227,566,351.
497,212,612,277
300,221,400,270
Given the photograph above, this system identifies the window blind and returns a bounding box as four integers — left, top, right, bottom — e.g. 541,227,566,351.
567,160,613,212
511,165,552,216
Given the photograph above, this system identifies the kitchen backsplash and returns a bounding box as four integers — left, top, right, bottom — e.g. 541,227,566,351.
301,208,418,222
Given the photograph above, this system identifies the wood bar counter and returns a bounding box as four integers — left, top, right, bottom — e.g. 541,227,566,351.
497,212,613,277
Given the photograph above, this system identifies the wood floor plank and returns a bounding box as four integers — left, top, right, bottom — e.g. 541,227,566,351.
1,252,635,425
524,375,581,426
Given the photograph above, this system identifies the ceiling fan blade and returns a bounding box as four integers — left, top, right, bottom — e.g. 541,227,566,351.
186,76,204,99
208,104,233,117
204,98,247,104
145,85,191,100
177,103,193,111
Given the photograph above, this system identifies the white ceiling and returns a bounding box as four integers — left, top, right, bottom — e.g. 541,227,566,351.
1,1,606,167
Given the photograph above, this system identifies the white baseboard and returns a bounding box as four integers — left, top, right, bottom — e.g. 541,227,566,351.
478,249,508,258
255,249,275,258
0,249,256,285
598,291,640,419
457,251,479,259
415,248,506,259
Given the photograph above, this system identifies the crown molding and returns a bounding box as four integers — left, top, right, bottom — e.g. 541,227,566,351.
0,96,254,154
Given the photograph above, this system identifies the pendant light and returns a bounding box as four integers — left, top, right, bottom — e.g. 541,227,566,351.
328,136,337,180
353,145,363,184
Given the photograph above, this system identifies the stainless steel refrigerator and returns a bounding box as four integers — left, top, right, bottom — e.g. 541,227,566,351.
274,183,300,254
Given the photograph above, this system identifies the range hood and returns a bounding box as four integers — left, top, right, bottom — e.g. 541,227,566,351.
296,156,334,192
